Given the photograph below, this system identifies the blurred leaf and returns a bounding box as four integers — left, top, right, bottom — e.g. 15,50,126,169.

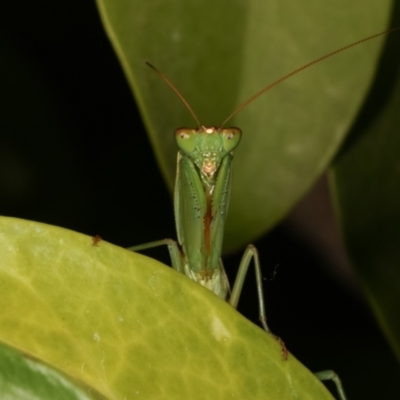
331,25,400,361
0,342,102,400
96,0,391,251
0,216,336,398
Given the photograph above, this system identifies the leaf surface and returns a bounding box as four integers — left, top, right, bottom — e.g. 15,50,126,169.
0,216,335,399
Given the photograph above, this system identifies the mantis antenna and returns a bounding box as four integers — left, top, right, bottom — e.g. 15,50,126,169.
220,27,399,127
146,27,398,128
146,62,201,126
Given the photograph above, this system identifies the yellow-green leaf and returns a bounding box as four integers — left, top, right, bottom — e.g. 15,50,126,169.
0,216,334,399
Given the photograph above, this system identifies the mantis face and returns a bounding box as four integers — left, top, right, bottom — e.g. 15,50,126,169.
175,127,242,180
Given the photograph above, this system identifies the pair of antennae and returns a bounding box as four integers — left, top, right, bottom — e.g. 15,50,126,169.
146,27,398,128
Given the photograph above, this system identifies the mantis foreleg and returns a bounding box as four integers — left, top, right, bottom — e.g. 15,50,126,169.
128,240,183,273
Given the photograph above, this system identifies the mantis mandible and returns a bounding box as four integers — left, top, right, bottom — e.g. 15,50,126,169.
129,28,396,400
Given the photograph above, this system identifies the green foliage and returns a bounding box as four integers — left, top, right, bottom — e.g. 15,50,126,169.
0,342,102,400
1,0,400,397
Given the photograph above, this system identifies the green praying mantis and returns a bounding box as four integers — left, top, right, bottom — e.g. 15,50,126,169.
129,28,396,400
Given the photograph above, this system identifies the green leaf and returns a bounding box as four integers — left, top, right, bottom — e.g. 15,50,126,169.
0,216,335,399
96,0,392,251
331,30,400,361
0,342,102,400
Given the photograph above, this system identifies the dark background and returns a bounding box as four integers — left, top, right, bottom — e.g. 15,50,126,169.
1,2,399,398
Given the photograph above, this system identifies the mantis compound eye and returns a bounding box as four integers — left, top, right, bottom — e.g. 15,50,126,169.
175,128,197,153
221,128,242,153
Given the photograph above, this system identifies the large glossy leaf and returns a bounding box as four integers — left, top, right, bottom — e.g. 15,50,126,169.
96,0,391,251
331,26,400,361
0,216,335,399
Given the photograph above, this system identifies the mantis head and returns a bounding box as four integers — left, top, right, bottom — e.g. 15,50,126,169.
175,126,242,177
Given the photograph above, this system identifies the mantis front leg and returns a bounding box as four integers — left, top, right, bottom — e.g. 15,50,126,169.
128,239,183,273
